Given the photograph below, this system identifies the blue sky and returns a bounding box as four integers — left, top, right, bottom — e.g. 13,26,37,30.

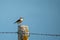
0,0,60,40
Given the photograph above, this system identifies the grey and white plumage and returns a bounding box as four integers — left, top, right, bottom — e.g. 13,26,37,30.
15,17,23,24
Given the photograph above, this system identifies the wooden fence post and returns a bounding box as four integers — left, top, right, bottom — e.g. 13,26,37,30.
18,25,29,40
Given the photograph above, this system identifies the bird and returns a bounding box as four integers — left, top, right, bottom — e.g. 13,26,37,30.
14,17,23,25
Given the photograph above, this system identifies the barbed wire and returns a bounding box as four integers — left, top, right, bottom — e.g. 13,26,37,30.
0,32,17,34
0,32,60,37
30,33,60,36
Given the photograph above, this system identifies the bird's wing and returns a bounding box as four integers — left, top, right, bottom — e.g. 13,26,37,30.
14,19,20,23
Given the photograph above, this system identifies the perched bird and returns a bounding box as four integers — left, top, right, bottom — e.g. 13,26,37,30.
15,17,23,24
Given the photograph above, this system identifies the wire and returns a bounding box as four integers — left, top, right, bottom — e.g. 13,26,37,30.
30,33,60,36
0,32,17,34
0,32,60,36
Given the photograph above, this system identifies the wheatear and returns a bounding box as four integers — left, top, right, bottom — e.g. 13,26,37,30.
15,17,23,24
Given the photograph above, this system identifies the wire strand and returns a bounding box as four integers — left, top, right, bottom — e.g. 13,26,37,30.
30,33,60,36
0,32,60,36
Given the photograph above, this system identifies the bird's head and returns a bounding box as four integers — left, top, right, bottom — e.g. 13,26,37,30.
20,17,24,21
20,17,23,19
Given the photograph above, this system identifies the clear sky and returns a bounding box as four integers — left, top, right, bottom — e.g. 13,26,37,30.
0,0,60,40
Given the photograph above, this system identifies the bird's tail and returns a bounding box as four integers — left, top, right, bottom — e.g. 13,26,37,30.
13,22,17,24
